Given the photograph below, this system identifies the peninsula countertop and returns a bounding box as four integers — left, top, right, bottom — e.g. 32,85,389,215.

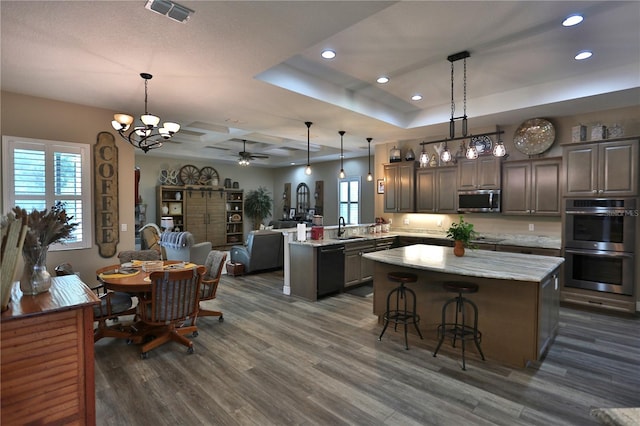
363,244,564,282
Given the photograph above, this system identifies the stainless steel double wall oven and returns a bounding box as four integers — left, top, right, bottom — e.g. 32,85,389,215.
564,198,637,295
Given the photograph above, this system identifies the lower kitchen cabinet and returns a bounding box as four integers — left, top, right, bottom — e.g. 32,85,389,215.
539,271,560,356
495,245,561,257
345,241,376,288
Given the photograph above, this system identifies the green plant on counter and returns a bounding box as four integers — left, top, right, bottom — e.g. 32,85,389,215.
446,215,478,247
244,186,273,230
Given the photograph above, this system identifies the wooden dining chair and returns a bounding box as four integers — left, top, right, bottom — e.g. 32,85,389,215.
196,250,227,324
93,265,136,342
138,266,206,359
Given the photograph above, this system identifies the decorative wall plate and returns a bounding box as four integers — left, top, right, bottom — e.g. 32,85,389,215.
470,135,492,154
230,213,242,222
513,118,555,155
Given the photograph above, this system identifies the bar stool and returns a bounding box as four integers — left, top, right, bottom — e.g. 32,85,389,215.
433,281,485,370
378,271,423,350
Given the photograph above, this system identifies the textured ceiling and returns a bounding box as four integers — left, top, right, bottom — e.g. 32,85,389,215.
1,1,638,167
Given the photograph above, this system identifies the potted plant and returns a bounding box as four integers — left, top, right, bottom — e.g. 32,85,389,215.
446,215,478,257
244,186,273,230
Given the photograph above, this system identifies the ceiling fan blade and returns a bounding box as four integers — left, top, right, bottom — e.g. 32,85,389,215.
250,154,269,159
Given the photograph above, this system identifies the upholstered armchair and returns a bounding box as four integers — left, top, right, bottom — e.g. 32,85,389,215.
230,230,284,274
117,249,161,264
160,231,212,264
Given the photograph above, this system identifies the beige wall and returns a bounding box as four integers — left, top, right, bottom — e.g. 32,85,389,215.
2,91,136,282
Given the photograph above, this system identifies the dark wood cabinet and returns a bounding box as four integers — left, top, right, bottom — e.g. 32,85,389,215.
502,158,561,216
563,139,638,197
384,162,416,213
416,166,457,213
457,156,502,190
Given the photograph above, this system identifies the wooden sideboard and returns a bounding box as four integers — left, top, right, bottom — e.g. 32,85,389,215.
1,275,100,425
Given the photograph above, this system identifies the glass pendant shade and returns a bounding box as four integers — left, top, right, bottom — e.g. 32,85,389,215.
493,141,507,157
141,114,160,127
466,144,478,159
441,147,452,163
339,169,345,179
367,173,373,182
419,149,429,167
305,165,312,175
112,114,134,130
163,122,180,133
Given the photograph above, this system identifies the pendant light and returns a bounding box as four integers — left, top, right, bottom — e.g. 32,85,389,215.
366,137,373,181
465,141,478,159
419,141,429,167
338,130,346,179
493,135,507,157
304,121,312,175
441,142,452,163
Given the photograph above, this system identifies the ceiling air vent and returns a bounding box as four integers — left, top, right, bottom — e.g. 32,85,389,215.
144,0,194,23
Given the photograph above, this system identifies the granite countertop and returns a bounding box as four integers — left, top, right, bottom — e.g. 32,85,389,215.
290,233,397,247
591,408,640,426
392,230,561,250
362,244,564,282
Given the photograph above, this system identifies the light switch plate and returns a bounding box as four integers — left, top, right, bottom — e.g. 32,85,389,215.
528,223,534,231
121,223,128,232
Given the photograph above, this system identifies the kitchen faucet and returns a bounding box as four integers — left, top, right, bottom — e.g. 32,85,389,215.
338,216,346,237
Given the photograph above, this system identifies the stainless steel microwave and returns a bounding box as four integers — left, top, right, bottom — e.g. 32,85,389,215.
458,190,501,213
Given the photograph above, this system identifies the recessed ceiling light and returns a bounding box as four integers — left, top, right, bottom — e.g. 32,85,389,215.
562,14,584,27
575,50,593,60
321,49,336,59
411,94,423,101
377,76,390,84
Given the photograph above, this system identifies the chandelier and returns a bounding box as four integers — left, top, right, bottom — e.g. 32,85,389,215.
437,51,506,163
111,73,180,153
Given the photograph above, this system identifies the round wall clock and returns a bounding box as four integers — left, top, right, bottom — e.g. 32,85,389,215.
470,135,492,154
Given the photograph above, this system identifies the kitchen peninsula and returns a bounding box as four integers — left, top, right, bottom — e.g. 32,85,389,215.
364,244,564,368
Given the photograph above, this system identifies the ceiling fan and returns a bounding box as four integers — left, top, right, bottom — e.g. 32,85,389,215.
238,139,269,165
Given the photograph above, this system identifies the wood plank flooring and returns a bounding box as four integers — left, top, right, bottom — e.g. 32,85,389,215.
94,271,640,425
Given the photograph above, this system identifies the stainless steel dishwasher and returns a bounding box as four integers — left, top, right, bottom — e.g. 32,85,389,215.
317,245,345,297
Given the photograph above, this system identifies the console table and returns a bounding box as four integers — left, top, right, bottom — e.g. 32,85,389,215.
1,275,99,425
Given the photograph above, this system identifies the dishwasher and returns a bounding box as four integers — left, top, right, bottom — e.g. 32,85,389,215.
317,245,345,297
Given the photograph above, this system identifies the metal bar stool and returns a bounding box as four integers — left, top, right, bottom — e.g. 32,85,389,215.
433,281,485,370
378,271,423,350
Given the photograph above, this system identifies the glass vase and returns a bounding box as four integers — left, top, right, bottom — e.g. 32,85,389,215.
20,248,52,295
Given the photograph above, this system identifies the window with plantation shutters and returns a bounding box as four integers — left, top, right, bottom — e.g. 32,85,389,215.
2,136,92,250
338,177,360,225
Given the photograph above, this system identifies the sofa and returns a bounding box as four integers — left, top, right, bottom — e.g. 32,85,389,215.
230,230,284,274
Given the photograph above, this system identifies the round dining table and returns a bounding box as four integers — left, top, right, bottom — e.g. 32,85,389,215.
96,260,193,293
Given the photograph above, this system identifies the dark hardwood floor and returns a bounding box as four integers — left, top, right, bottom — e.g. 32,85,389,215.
94,271,640,425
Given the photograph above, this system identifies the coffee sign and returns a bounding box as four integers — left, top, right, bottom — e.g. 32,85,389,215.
94,132,119,257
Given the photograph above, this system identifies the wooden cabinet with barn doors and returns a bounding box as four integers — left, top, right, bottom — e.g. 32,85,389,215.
184,186,226,248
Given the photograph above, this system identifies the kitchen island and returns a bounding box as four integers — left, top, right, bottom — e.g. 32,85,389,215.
363,244,564,368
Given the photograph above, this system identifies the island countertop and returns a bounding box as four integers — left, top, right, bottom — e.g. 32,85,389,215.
363,244,564,283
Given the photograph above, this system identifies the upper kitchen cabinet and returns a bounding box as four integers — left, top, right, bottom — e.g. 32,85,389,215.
384,162,416,213
502,158,562,216
457,156,502,190
563,139,638,197
416,166,457,213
